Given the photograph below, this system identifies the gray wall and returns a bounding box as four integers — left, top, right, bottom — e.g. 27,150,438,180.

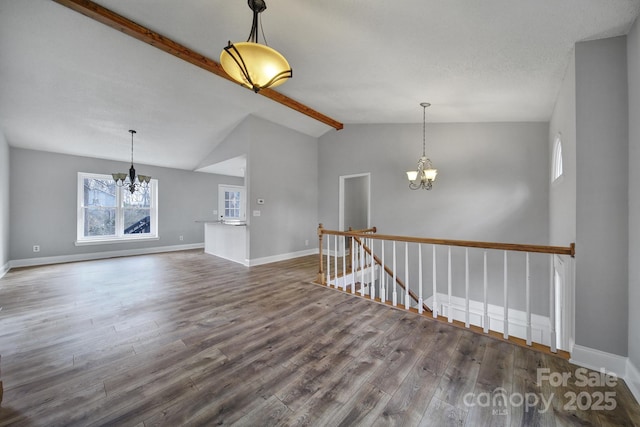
0,130,9,271
575,36,629,356
9,147,242,261
246,116,318,259
319,122,550,312
628,18,640,369
197,118,250,170
549,53,577,247
319,122,549,243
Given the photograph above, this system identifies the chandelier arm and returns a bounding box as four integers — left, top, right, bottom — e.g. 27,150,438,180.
248,9,259,42
262,69,293,90
223,43,255,89
259,13,268,46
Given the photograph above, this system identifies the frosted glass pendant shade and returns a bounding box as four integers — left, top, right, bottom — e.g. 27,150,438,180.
221,41,292,93
424,168,438,181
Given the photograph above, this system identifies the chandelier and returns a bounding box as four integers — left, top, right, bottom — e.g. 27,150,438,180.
220,0,292,93
407,103,438,190
112,130,151,194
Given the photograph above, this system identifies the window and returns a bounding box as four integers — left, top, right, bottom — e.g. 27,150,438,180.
218,184,246,222
552,134,564,182
77,172,158,244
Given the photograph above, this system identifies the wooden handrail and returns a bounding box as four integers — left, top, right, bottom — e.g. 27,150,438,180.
318,225,575,257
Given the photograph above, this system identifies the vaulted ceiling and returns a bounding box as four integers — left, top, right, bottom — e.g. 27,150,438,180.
1,0,639,172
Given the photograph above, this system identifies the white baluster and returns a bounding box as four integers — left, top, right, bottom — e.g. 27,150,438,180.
483,250,489,333
360,238,365,296
433,245,438,319
326,233,331,286
405,242,410,310
334,235,338,288
550,254,557,352
381,240,386,303
370,238,375,300
418,244,423,314
526,252,532,346
448,246,452,323
342,236,347,291
503,251,509,339
465,247,470,328
350,237,355,293
392,242,397,306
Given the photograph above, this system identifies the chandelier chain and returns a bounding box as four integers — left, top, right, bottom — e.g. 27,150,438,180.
130,129,135,165
422,104,426,157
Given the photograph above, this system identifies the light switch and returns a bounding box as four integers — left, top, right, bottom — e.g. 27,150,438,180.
253,210,261,217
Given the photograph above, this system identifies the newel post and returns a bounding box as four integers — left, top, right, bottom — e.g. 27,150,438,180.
318,223,325,284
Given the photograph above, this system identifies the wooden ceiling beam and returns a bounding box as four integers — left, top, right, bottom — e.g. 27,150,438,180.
52,0,344,131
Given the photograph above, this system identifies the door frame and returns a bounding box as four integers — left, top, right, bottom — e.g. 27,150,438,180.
338,173,371,255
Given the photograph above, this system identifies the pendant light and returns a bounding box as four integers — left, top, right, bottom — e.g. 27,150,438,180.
220,0,292,93
407,103,438,190
112,130,151,194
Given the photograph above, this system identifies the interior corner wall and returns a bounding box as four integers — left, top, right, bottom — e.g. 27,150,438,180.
0,130,9,273
196,118,250,170
549,51,577,247
245,116,318,260
627,18,640,370
575,36,629,357
9,147,242,262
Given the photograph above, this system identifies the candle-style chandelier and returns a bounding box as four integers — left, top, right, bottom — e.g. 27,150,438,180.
112,130,151,194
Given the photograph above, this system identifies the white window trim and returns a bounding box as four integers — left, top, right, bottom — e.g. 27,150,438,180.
552,133,564,184
218,184,246,223
76,172,159,245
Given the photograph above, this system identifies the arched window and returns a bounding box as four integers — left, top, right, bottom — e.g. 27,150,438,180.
552,134,564,182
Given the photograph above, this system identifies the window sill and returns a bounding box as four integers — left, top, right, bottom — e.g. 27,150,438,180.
75,236,160,246
552,174,565,187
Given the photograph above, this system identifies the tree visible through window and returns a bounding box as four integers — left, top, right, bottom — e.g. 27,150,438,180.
552,134,564,182
77,172,158,242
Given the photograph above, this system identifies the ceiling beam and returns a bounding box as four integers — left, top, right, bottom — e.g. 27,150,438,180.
52,0,344,131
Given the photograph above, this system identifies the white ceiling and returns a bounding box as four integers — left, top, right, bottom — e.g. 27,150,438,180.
1,0,639,172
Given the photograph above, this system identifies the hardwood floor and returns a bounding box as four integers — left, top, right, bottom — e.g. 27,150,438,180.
0,250,638,426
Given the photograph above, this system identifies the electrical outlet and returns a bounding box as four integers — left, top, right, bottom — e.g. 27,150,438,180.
179,235,184,241
253,210,261,217
305,239,309,246
33,245,40,252
213,210,217,215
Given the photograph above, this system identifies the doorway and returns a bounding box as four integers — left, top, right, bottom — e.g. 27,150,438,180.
339,173,371,255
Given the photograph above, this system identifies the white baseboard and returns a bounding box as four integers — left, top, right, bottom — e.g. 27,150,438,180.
425,293,554,348
8,243,204,269
203,251,250,267
247,248,318,267
569,344,628,377
626,358,640,404
570,344,640,404
0,261,9,279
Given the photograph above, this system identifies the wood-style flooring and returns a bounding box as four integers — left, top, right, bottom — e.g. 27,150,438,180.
0,250,638,426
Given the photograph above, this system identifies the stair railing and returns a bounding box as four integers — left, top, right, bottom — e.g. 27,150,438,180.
317,223,575,356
